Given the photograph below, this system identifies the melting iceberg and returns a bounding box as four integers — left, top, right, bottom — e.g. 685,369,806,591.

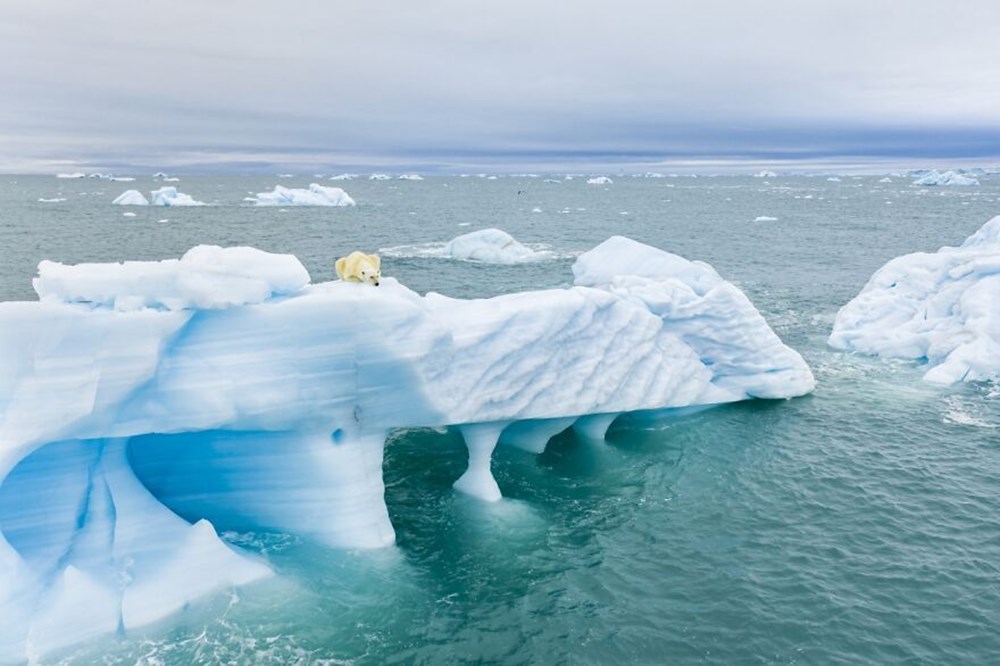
112,189,150,206
912,170,979,186
443,228,553,264
0,236,812,660
587,176,613,185
150,186,205,206
829,216,1000,384
249,183,356,207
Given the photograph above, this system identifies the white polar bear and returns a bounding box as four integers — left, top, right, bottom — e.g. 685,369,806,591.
335,251,381,286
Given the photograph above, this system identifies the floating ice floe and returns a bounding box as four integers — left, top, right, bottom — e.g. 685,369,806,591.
151,186,205,206
826,177,842,182
443,228,553,264
248,183,356,207
112,189,150,206
912,170,979,187
369,173,392,180
830,215,1000,384
56,172,86,179
754,170,778,178
37,197,67,203
587,176,613,185
329,173,356,181
398,174,424,181
879,177,893,183
0,237,813,660
122,212,136,217
754,216,778,222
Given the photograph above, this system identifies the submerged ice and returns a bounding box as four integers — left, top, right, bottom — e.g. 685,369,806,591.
0,236,813,660
830,215,1000,384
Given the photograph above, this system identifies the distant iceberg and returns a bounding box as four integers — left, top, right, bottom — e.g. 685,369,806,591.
443,228,552,264
912,170,979,186
830,216,1000,384
587,176,613,185
150,186,205,206
398,174,424,181
329,173,357,181
56,172,86,179
753,170,778,178
0,236,812,660
112,189,150,206
369,173,392,180
249,183,356,207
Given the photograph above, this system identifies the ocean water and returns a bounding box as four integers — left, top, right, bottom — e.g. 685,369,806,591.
2,173,1000,663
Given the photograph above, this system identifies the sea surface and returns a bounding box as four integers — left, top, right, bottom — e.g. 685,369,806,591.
2,173,1000,664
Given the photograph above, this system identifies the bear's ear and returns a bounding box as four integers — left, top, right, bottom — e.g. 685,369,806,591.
368,254,381,270
335,257,346,278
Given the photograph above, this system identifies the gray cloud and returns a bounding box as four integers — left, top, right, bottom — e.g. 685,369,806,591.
2,0,999,171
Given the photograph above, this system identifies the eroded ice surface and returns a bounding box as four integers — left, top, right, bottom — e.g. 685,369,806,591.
150,186,205,206
829,215,1000,384
0,236,812,660
249,183,356,206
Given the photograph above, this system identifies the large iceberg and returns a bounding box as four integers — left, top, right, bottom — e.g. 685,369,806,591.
249,183,356,206
443,228,552,264
829,216,1000,384
0,237,812,660
912,170,979,186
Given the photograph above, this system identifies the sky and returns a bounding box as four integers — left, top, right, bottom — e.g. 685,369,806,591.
2,0,1000,173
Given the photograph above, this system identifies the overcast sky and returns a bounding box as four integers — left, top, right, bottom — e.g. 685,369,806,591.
2,0,999,172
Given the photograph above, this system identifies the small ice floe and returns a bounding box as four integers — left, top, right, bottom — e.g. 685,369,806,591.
754,170,778,178
369,173,392,180
329,173,356,180
398,174,424,181
248,184,355,207
123,212,137,217
38,197,67,203
56,172,86,179
443,228,553,264
754,216,778,222
826,177,841,182
587,176,613,185
112,190,150,206
532,207,543,213
912,170,979,186
151,187,205,206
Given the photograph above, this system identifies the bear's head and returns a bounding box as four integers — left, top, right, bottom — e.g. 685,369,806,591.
360,254,381,286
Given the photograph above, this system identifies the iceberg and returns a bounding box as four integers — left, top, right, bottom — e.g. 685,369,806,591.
150,186,206,206
112,189,150,206
249,183,356,207
829,216,1000,384
0,236,812,660
398,174,424,180
443,228,552,264
754,216,778,222
369,173,392,180
587,176,613,185
912,170,979,186
56,172,86,179
753,170,778,178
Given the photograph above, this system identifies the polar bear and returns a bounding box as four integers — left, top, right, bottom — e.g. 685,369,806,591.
335,251,381,286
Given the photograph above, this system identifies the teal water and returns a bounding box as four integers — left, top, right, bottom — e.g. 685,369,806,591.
2,174,1000,663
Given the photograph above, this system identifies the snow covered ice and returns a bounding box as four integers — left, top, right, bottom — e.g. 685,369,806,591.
830,215,1000,384
443,228,552,264
0,236,813,660
249,183,356,206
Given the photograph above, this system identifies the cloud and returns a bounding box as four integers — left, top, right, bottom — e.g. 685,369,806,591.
2,0,1000,171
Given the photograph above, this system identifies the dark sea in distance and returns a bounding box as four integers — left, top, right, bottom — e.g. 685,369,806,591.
1,173,999,663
